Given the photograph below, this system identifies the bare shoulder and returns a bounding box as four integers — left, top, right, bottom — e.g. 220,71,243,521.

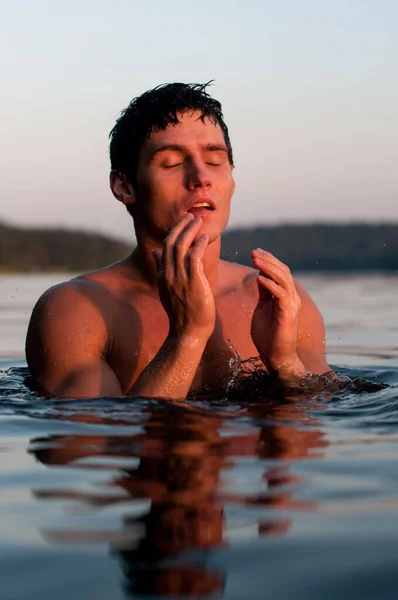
231,257,322,320
293,279,325,327
26,275,128,398
26,277,111,365
30,276,111,322
224,257,325,333
218,259,258,294
219,257,329,373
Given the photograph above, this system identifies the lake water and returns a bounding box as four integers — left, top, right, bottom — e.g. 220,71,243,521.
0,272,397,599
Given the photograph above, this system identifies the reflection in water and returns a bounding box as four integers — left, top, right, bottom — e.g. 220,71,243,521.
29,398,328,597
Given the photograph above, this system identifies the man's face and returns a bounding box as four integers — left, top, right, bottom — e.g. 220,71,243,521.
131,110,235,245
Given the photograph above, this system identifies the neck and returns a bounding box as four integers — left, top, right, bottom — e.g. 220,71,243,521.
131,234,222,291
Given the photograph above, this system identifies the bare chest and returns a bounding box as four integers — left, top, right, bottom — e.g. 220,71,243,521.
106,289,259,393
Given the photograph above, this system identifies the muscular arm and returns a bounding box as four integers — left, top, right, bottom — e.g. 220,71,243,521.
128,334,207,399
26,281,202,400
294,280,331,375
27,214,214,401
26,282,123,398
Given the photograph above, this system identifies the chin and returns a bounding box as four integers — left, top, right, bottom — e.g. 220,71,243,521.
194,224,223,245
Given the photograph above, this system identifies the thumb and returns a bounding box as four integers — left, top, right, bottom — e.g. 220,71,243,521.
257,274,274,305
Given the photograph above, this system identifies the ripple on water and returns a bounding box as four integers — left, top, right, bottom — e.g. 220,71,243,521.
0,364,398,600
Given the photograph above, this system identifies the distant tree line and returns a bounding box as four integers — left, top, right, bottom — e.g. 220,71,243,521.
1,220,397,272
222,223,398,271
0,221,131,272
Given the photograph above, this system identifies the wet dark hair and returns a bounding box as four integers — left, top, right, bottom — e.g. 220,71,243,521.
109,81,234,194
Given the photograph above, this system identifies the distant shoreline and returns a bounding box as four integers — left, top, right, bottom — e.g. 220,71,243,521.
1,220,397,273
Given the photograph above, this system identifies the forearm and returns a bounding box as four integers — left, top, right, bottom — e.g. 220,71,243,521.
128,334,207,399
266,359,388,395
263,354,341,391
266,355,309,382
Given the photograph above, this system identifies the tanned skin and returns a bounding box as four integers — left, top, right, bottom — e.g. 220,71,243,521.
26,111,330,399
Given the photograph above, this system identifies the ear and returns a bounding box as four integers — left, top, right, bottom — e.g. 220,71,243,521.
230,169,236,195
109,170,136,207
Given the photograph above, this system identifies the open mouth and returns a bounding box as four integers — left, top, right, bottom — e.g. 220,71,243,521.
187,202,214,213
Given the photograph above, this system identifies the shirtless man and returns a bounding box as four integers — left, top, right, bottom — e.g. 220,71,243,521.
26,82,331,399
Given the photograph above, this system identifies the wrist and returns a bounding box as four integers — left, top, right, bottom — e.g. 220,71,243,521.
129,332,207,400
168,323,213,345
166,329,210,352
264,355,309,381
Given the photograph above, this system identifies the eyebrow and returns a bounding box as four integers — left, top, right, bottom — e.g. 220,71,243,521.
150,143,228,159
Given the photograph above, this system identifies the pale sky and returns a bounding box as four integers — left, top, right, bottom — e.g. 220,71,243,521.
1,0,397,242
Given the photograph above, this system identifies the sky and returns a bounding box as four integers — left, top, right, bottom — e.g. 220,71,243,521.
1,0,397,242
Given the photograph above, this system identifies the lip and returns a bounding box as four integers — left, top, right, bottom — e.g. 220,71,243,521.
185,197,216,212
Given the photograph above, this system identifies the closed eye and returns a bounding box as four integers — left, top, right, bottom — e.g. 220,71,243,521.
163,163,183,169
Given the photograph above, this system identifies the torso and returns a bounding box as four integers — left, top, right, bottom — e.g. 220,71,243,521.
77,257,261,393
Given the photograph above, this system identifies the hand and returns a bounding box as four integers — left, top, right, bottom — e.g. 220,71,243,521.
250,249,307,378
152,214,216,341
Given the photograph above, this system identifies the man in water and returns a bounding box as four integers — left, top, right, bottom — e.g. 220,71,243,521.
26,82,331,399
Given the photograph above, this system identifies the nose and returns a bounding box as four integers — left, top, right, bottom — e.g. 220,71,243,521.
185,158,212,190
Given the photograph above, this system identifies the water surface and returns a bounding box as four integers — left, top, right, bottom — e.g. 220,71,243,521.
1,273,397,599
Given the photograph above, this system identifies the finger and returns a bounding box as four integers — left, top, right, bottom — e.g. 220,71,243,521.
256,276,274,304
251,248,291,275
189,234,209,265
173,217,204,271
163,213,195,274
252,256,294,294
165,213,194,246
257,274,287,301
257,276,301,315
189,234,210,287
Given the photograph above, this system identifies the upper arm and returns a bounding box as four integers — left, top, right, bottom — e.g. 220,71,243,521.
294,280,330,375
26,282,123,399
